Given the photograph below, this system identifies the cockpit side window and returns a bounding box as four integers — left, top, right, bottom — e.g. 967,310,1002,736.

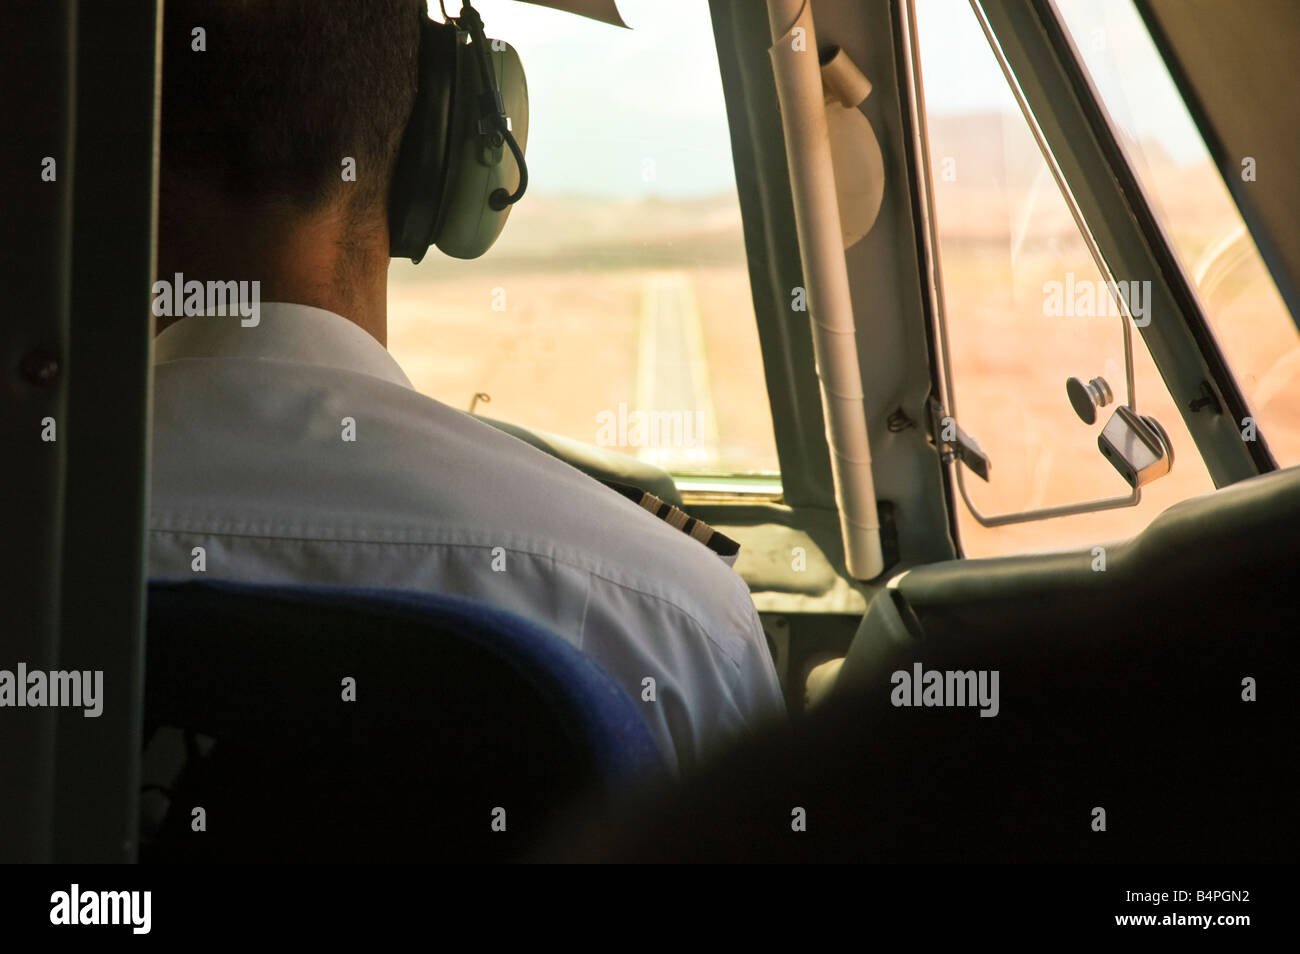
911,0,1218,557
1053,0,1300,468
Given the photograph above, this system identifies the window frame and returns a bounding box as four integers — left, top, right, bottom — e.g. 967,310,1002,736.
904,0,1274,554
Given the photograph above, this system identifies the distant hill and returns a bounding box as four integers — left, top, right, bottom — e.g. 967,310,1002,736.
390,116,1221,280
924,110,1179,183
920,111,1213,244
391,190,748,280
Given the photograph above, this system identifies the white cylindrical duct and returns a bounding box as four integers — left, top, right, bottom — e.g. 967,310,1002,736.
767,0,884,580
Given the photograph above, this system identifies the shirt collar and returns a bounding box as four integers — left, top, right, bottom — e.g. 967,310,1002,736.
153,301,413,390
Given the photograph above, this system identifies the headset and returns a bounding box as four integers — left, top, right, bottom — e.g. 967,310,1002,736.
388,0,529,263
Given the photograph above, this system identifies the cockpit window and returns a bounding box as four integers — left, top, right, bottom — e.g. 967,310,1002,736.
912,0,1215,558
1053,0,1300,467
387,0,779,480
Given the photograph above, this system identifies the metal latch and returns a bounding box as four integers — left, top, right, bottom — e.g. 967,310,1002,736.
927,396,991,482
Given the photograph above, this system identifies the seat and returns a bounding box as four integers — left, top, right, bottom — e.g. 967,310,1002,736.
140,579,663,862
559,465,1300,862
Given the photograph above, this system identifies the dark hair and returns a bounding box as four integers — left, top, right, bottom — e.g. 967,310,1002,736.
160,0,425,215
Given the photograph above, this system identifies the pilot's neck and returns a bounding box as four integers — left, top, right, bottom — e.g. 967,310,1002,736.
156,193,389,346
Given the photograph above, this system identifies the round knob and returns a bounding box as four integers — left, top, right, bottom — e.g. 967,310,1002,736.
1066,376,1113,425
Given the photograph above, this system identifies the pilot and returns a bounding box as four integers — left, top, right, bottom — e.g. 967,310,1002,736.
148,0,784,775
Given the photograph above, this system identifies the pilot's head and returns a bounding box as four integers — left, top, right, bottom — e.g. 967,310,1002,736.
157,0,424,343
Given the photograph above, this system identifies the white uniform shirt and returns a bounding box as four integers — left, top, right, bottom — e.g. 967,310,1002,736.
148,303,785,774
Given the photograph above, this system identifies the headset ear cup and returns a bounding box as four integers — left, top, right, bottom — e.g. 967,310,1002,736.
388,19,458,264
434,39,528,260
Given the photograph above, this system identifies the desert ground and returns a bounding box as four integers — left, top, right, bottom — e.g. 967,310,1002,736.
386,135,1299,560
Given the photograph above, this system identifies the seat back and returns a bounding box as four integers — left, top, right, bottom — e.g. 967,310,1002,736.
141,579,662,862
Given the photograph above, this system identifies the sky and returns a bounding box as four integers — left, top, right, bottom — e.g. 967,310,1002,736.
913,0,1207,165
466,0,741,198
463,0,1210,202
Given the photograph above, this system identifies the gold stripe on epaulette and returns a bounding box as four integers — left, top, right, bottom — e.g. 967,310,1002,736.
599,479,741,559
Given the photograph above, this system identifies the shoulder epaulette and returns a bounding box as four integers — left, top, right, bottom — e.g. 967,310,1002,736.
599,480,740,561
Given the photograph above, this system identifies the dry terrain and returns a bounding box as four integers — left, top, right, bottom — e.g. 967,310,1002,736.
387,126,1299,560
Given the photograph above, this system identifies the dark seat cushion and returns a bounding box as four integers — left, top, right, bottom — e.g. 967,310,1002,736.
142,579,663,862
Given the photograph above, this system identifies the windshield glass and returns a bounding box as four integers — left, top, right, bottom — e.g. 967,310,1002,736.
387,0,780,480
